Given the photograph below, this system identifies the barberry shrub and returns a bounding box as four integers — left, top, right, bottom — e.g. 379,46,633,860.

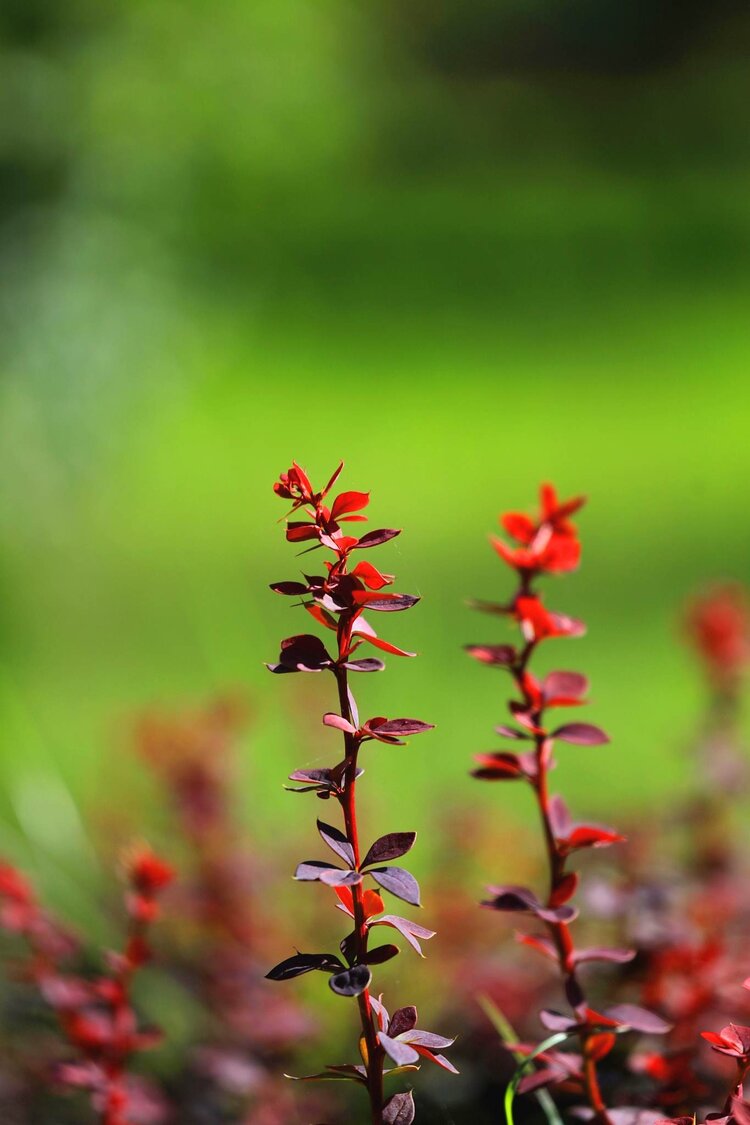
266,462,456,1125
468,485,669,1124
0,846,173,1125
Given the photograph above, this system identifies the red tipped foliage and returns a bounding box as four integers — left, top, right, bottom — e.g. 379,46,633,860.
467,484,665,1124
267,462,455,1120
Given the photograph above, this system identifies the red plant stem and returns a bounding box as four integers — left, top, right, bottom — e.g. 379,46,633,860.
514,605,612,1125
722,1059,749,1116
334,649,384,1124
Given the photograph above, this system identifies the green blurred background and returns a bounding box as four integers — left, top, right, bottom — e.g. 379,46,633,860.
1,0,750,919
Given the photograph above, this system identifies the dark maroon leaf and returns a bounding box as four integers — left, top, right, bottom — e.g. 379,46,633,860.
362,832,417,868
317,820,355,868
552,723,610,746
482,884,578,924
269,581,309,596
388,1005,418,1037
267,634,333,674
343,658,386,672
370,866,421,906
355,528,402,549
329,964,372,997
605,1004,672,1035
266,952,344,981
374,719,434,736
285,522,319,543
364,944,400,965
378,1032,420,1067
471,752,526,781
465,644,516,666
383,1091,415,1125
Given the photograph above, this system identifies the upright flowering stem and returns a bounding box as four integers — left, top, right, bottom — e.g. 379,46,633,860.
266,462,456,1125
469,486,668,1121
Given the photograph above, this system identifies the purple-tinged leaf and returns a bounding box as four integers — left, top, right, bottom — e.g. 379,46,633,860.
379,1032,420,1067
495,724,531,741
465,644,517,667
573,947,636,966
285,764,363,797
295,860,362,887
383,1091,415,1125
343,658,386,672
371,915,436,957
370,867,421,906
604,1111,666,1125
317,821,355,868
374,719,434,736
369,994,390,1031
548,794,573,837
518,1066,570,1094
329,964,372,997
319,869,362,887
388,1006,418,1036
363,594,420,612
323,713,355,734
552,723,610,746
347,685,360,729
539,1009,577,1032
400,1030,456,1050
542,671,589,703
269,580,309,595
364,944,400,965
294,860,341,881
482,884,578,924
355,528,402,549
362,832,417,868
605,1004,672,1035
266,952,344,981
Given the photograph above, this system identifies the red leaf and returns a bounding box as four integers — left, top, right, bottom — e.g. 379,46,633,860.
351,561,394,590
331,491,370,519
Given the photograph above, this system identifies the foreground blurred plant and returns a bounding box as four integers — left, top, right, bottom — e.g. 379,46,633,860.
266,461,456,1124
135,698,322,1124
468,485,669,1123
0,847,173,1124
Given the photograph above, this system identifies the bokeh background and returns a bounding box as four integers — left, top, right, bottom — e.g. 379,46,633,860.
1,0,750,1058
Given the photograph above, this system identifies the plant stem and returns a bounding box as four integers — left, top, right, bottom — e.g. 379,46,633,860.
512,590,612,1125
335,658,384,1123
